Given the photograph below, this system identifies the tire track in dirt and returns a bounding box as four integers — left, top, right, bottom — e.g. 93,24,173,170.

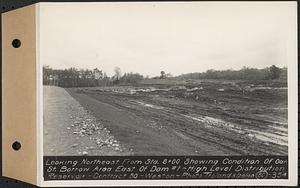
67,88,235,155
67,88,247,155
67,87,287,155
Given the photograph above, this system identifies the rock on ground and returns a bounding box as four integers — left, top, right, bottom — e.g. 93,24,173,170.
43,86,132,156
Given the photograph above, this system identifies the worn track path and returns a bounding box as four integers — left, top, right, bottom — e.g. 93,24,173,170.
66,86,287,156
67,89,239,155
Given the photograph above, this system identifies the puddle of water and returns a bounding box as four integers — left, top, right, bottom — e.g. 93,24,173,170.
173,130,191,140
183,115,205,123
271,107,288,110
245,86,287,92
250,130,287,146
136,101,164,109
183,115,238,130
187,87,203,92
129,87,157,94
272,126,288,133
255,114,288,127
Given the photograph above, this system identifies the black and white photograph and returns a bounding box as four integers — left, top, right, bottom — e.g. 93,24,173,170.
41,2,295,157
0,1,297,186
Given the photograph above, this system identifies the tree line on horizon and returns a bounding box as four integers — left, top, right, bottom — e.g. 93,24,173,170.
43,65,287,87
43,66,145,87
178,65,287,81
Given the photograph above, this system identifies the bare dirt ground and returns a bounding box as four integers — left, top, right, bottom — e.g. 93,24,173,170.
43,86,132,156
66,79,288,156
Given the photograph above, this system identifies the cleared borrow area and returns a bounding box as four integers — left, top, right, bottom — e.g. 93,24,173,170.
62,79,288,156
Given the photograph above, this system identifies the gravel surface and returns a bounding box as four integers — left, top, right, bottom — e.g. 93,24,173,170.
43,86,132,156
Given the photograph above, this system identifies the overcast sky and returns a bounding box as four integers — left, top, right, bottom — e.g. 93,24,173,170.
39,2,296,77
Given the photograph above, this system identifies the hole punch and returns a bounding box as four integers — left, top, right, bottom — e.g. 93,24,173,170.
12,141,21,151
12,39,21,48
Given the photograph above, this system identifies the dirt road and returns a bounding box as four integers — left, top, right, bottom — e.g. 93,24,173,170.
66,84,287,156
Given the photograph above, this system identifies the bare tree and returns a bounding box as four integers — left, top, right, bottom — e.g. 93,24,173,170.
269,65,281,79
160,71,166,79
114,67,122,81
